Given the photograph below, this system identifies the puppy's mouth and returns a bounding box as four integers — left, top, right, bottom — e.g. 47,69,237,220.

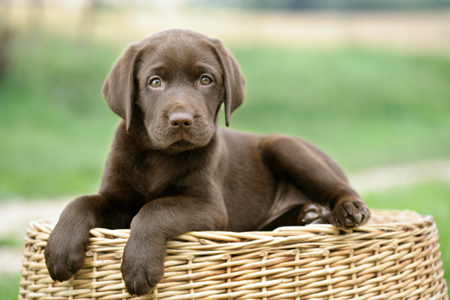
147,118,216,152
167,139,197,152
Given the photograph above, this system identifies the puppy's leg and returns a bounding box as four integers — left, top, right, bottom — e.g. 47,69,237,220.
261,136,370,229
121,195,227,296
45,195,131,282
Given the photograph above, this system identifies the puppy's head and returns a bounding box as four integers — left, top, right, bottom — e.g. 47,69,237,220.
102,29,245,152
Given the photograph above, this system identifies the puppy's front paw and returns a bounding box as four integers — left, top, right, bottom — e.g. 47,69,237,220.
331,198,370,229
44,229,87,281
121,243,165,296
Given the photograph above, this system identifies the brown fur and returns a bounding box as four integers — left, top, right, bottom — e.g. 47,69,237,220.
45,29,370,296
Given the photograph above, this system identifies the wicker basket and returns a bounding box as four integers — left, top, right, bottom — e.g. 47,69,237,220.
19,209,448,300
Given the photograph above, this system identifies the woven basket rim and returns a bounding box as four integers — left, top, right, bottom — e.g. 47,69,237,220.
28,208,431,227
27,208,435,243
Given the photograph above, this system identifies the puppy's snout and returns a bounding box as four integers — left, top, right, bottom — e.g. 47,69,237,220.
169,113,194,128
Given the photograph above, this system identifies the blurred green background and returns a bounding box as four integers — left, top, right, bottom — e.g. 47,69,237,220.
0,0,449,298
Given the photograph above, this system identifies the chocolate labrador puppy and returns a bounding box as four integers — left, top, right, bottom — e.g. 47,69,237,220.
45,29,370,296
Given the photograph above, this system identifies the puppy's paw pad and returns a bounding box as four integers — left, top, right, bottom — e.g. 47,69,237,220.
353,213,363,224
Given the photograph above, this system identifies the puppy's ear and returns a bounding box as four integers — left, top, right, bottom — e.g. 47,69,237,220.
210,40,245,127
102,44,140,132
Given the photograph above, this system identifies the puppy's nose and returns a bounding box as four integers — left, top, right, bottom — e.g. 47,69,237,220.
169,113,194,128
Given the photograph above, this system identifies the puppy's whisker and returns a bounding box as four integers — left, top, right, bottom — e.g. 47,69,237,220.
137,135,150,147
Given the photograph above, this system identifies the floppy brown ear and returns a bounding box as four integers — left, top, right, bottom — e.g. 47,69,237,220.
102,44,140,132
210,40,245,127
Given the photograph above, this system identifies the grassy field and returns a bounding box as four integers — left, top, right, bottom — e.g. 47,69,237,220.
0,33,449,297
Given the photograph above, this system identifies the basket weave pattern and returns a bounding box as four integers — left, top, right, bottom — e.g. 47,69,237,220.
20,209,448,300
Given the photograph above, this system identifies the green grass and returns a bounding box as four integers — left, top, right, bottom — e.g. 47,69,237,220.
0,273,20,300
230,48,450,170
0,235,23,249
0,35,120,198
1,34,449,199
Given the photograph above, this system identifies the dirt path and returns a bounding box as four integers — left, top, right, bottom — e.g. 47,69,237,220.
349,159,450,192
0,198,69,274
1,159,450,274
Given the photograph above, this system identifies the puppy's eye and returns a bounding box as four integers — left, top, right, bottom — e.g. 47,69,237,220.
149,78,162,88
200,76,212,85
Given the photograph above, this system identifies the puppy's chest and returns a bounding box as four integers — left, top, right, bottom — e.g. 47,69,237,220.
128,155,191,199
